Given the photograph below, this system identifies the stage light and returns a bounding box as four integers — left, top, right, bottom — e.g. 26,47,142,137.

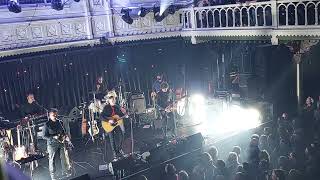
138,7,148,17
213,105,261,135
7,0,21,13
189,94,206,124
153,6,166,22
168,5,176,15
121,8,133,24
51,0,64,11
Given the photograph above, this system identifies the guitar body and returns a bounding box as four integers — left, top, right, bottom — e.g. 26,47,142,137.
14,146,28,161
88,120,100,136
102,115,124,133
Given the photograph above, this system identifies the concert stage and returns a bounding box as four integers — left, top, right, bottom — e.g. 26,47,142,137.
29,97,268,180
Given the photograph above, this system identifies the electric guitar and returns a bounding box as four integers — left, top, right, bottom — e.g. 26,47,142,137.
101,114,129,133
53,134,73,150
13,125,28,161
88,110,99,138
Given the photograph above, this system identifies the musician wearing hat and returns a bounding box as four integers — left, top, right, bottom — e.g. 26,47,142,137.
43,109,71,180
100,91,127,160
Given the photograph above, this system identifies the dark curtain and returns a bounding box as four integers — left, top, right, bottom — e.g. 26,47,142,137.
0,39,261,119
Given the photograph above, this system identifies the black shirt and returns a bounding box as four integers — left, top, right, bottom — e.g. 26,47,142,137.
100,104,124,121
43,120,65,144
20,102,42,117
157,90,172,109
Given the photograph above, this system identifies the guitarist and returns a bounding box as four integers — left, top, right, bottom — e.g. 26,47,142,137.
155,82,175,138
100,91,126,161
43,108,71,180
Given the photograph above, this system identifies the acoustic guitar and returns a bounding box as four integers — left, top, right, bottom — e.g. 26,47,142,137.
101,114,128,133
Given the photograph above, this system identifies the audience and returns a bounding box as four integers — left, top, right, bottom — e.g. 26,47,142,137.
178,170,189,180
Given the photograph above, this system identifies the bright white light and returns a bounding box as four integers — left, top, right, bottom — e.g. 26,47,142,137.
160,0,173,15
189,94,206,124
212,105,261,135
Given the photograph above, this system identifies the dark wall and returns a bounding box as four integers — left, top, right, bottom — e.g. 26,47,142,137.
302,43,320,100
1,39,307,120
0,39,221,118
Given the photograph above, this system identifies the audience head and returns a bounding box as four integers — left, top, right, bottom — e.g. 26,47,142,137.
232,146,241,156
200,152,213,166
272,169,286,180
288,169,302,180
208,146,218,162
251,134,260,141
165,163,177,177
178,170,189,180
226,152,239,166
216,160,226,169
236,165,243,173
259,135,268,148
259,150,270,163
264,127,272,135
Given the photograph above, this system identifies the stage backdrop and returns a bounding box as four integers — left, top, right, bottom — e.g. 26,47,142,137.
0,39,272,119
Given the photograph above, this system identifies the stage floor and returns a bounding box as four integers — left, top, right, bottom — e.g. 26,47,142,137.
30,111,263,180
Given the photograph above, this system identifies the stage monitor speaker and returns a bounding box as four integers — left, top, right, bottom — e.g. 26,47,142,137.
108,155,147,176
148,132,204,164
70,174,90,180
130,93,146,114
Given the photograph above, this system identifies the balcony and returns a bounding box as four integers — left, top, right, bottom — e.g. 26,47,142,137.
0,0,320,56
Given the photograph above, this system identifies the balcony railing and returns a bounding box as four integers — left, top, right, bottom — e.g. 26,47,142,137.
181,0,320,30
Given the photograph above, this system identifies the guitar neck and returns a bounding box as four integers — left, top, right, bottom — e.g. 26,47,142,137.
17,126,21,147
27,121,35,144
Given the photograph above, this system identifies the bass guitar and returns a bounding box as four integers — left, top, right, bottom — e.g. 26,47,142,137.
101,114,128,133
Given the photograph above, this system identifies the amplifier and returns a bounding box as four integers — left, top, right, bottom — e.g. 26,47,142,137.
130,93,146,114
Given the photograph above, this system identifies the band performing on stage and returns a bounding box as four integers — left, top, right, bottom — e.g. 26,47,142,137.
0,73,187,180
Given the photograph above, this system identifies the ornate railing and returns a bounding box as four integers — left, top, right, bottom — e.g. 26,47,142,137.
181,0,320,30
1,0,320,54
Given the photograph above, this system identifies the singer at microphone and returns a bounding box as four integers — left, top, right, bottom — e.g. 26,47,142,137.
43,108,72,179
20,92,43,118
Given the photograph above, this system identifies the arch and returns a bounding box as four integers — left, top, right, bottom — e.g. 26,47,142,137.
227,8,234,27
257,6,264,26
306,2,316,25
240,7,248,27
202,9,209,28
248,6,256,26
213,9,220,27
234,7,241,27
278,4,287,25
207,9,214,28
296,3,306,25
264,5,272,26
287,4,296,25
220,9,227,27
317,2,320,25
